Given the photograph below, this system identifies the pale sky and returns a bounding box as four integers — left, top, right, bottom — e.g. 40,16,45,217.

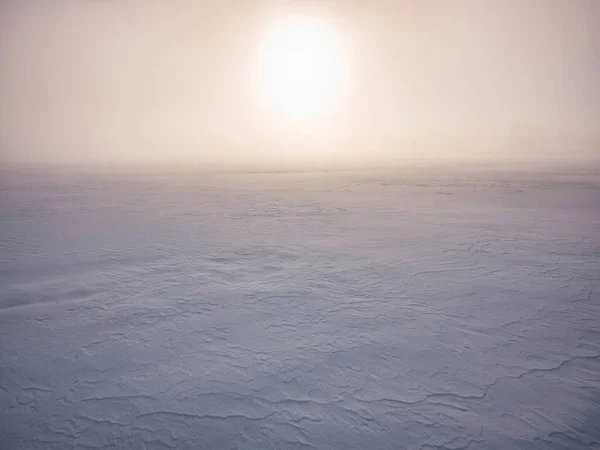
1,0,598,165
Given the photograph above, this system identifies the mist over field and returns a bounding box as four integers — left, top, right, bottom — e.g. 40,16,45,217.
2,0,599,168
1,1,599,449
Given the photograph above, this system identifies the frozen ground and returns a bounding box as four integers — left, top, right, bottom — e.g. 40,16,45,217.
1,163,599,449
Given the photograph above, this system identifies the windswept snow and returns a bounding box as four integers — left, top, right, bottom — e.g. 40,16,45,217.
1,165,599,449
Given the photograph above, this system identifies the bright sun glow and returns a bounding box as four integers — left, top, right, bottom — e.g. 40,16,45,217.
257,16,345,119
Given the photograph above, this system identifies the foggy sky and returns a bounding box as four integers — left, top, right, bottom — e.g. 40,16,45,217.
1,0,598,165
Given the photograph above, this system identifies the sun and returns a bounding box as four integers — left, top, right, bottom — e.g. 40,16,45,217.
257,16,346,119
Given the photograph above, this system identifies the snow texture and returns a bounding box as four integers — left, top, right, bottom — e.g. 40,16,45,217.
1,165,599,449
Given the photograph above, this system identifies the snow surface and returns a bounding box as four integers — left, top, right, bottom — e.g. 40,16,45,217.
1,164,599,449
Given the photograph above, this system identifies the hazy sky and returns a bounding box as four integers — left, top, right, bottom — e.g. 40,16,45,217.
1,0,598,165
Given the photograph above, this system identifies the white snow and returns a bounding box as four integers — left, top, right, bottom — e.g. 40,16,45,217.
1,164,599,449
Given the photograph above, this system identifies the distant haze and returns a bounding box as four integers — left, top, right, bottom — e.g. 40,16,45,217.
1,0,598,167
